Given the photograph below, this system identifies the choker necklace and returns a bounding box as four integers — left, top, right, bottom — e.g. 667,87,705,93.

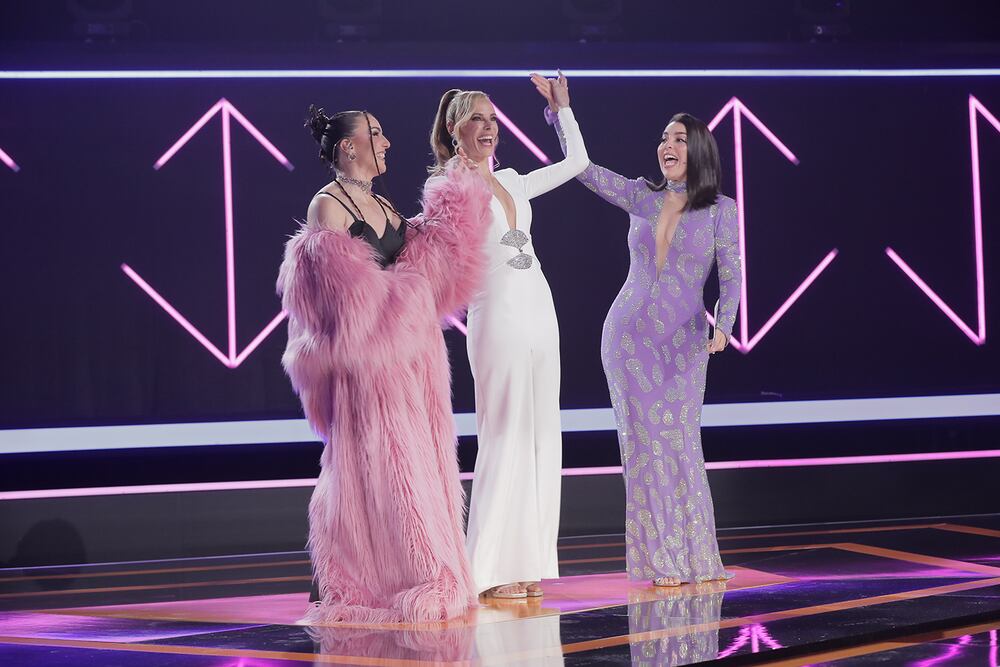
336,175,372,193
666,180,688,194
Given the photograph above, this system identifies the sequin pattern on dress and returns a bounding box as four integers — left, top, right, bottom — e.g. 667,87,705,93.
550,117,743,585
500,228,533,270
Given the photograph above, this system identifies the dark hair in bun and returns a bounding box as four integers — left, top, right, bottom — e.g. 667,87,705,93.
305,105,364,167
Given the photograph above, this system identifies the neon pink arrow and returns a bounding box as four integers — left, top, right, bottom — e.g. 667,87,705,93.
123,98,293,368
887,94,996,345
706,97,838,353
0,145,19,172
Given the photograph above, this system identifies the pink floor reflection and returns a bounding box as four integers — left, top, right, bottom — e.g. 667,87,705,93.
46,566,789,628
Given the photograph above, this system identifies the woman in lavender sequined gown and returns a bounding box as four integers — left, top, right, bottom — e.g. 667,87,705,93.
545,100,742,587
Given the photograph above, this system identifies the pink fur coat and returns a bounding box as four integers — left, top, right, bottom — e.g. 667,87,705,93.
277,160,491,624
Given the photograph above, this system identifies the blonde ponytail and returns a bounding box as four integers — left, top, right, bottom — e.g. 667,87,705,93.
428,88,490,173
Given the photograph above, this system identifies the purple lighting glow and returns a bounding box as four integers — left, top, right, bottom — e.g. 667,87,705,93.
915,633,974,667
4,448,1000,501
718,623,784,658
0,145,19,172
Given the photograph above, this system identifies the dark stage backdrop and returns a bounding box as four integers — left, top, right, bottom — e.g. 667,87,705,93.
1,71,998,477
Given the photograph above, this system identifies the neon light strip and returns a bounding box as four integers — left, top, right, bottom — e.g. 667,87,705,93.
0,146,19,172
1,550,306,573
733,100,750,344
886,248,981,343
232,310,288,367
120,263,234,367
723,623,784,654
142,99,292,367
744,249,839,350
709,449,1000,469
706,98,833,352
225,101,293,170
222,103,237,360
0,479,317,501
915,634,974,667
738,103,799,165
5,448,1000,501
718,626,751,658
707,97,737,130
886,94,994,345
4,69,1000,80
972,96,995,342
446,315,468,335
153,100,223,170
492,104,552,164
753,624,785,651
1,394,998,454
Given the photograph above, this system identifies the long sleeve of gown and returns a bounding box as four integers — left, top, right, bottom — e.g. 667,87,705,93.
516,106,590,200
713,198,742,340
545,106,641,214
398,158,492,319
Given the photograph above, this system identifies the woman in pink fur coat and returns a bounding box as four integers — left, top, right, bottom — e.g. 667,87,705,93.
277,106,492,624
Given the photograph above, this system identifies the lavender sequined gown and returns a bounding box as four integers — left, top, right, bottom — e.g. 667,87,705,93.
548,111,742,583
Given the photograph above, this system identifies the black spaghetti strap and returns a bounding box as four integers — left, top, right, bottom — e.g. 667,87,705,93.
372,193,408,233
317,191,363,224
371,193,400,232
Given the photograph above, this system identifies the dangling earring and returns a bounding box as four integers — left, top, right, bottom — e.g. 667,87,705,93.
348,152,357,161
451,136,459,154
491,154,500,171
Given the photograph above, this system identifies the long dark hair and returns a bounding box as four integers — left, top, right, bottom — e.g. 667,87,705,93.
646,113,721,211
304,105,406,222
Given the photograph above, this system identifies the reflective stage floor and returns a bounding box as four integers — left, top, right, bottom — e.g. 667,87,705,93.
2,515,1000,665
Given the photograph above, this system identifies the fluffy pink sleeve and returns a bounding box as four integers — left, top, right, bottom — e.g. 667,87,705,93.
276,225,433,417
398,159,492,320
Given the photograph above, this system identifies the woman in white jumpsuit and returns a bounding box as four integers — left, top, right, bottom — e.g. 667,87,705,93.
430,73,588,598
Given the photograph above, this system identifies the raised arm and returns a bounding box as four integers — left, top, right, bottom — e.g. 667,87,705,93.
397,156,492,319
713,198,742,342
544,106,642,215
519,105,590,199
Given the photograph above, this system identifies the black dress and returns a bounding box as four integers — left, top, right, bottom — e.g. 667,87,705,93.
318,191,405,267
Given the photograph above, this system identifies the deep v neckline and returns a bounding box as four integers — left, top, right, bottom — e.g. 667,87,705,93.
358,217,402,241
491,177,518,232
652,193,685,279
318,190,401,239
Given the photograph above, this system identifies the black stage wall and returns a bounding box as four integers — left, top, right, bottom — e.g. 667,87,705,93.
3,5,1000,567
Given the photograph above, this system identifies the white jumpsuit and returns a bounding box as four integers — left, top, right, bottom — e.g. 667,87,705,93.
465,106,589,593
